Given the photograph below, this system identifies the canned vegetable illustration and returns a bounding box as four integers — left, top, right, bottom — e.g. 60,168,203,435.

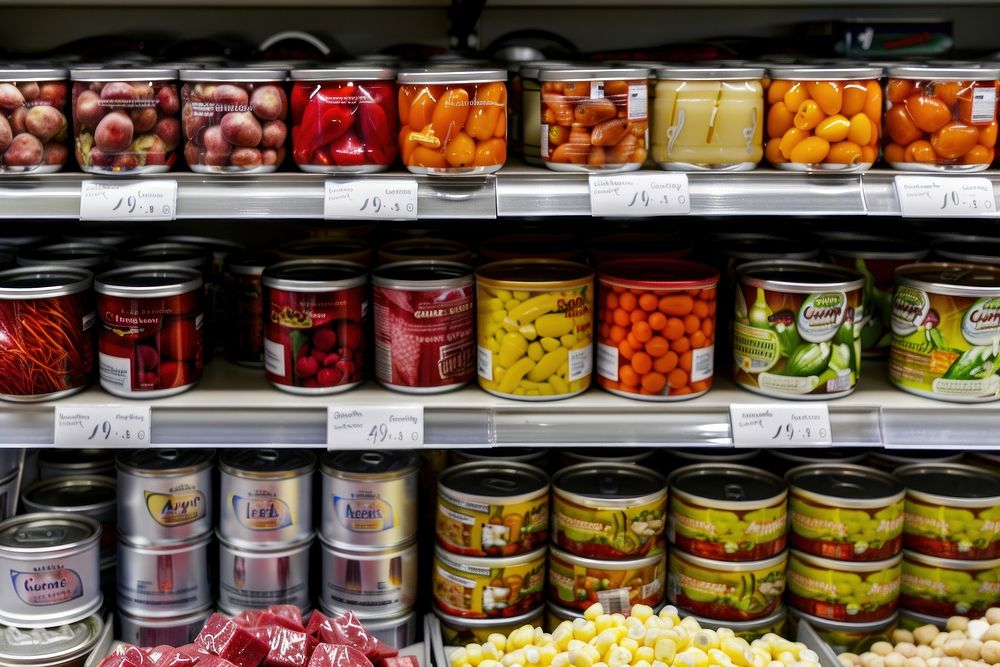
437,605,543,645
787,550,901,622
433,545,546,619
681,607,788,643
548,546,665,613
668,548,787,621
901,550,1000,617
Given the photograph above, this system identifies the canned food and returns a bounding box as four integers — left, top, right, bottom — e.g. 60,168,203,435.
548,546,665,614
437,462,549,557
117,605,213,648
680,607,788,643
0,513,102,627
63,229,139,249
890,263,1000,402
373,261,475,393
0,66,69,174
219,448,316,548
787,464,905,561
117,449,214,545
433,545,546,619
438,605,543,645
38,450,115,480
868,450,962,472
896,608,948,631
787,550,901,622
262,260,368,395
323,606,418,649
553,463,667,559
16,243,113,272
768,448,869,475
667,548,787,622
478,234,585,264
117,533,212,616
320,539,417,618
733,261,864,399
668,464,788,561
0,468,16,523
94,265,204,398
21,477,117,563
320,450,419,549
450,448,548,468
115,243,212,277
558,448,653,467
377,238,473,266
476,260,594,400
933,237,1000,267
786,607,896,655
0,613,103,667
218,535,311,611
0,266,94,402
276,239,373,266
597,260,719,401
223,252,268,366
668,448,760,467
897,463,1000,560
519,62,573,166
901,550,1000,617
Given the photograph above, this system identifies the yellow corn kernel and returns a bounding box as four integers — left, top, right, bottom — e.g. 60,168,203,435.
480,661,503,667
593,629,618,655
722,638,753,666
635,647,654,663
654,638,677,662
537,383,555,395
717,628,735,641
567,640,586,652
606,647,632,667
776,651,795,666
553,623,574,651
573,620,598,643
631,605,654,622
525,390,540,396
551,653,570,667
483,644,500,661
674,648,708,667
511,627,536,650
619,638,639,655
466,644,484,666
535,312,574,338
534,627,549,645
451,648,470,667
498,332,528,366
708,649,734,667
494,328,507,345
502,650,526,667
568,649,593,667
538,645,558,666
643,617,662,632
502,318,520,333
692,630,717,651
659,606,680,624
488,634,507,653
584,604,605,621
626,619,645,642
495,289,513,301
528,341,544,361
643,629,661,648
679,617,701,633
652,661,669,667
482,297,504,311
633,661,652,667
513,290,531,300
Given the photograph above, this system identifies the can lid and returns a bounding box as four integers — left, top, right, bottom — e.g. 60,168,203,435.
539,67,650,81
870,450,963,465
720,236,819,262
894,262,1000,296
823,237,928,261
599,259,719,290
669,464,786,509
0,265,93,299
71,67,178,81
397,68,507,84
476,259,593,288
897,463,1000,506
22,477,117,512
291,66,395,81
737,260,865,293
116,242,211,270
0,66,68,81
180,68,287,82
0,614,102,663
0,513,100,553
767,66,882,80
225,251,273,276
933,237,1000,265
38,449,115,468
563,447,653,464
889,65,1000,79
262,259,368,292
118,448,215,475
17,243,112,270
372,260,473,289
786,463,904,508
439,462,549,504
655,66,764,81
554,462,666,507
321,450,419,477
670,545,787,571
158,236,246,256
220,448,317,478
518,60,578,80
95,265,203,298
550,544,664,569
771,448,868,465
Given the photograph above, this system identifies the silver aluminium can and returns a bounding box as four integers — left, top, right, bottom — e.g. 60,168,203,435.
0,613,103,667
218,534,313,612
319,538,417,618
21,476,117,564
38,450,115,480
117,605,213,648
117,533,212,617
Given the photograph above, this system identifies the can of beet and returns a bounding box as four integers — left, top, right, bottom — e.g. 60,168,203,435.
262,260,368,394
372,261,475,393
224,252,270,367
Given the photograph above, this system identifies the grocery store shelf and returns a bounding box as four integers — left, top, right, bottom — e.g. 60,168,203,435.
0,0,448,5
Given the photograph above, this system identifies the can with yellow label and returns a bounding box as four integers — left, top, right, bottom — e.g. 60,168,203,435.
432,545,547,619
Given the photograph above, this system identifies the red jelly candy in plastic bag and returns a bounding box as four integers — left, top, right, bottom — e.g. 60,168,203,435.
266,605,305,629
307,645,373,667
305,611,330,638
317,612,396,663
97,645,155,667
255,610,305,633
196,613,270,667
251,625,316,667
153,647,203,667
381,657,420,667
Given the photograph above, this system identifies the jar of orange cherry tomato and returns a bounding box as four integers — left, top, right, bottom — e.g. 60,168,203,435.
397,68,508,175
596,259,719,401
884,66,1000,171
764,66,882,172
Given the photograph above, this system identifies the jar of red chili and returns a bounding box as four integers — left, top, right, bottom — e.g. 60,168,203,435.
290,67,397,172
0,265,94,401
94,265,204,398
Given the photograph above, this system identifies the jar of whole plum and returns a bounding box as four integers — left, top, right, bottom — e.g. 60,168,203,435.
70,68,180,174
289,67,397,173
0,66,70,173
538,67,650,172
179,68,288,173
397,68,508,175
884,66,1000,171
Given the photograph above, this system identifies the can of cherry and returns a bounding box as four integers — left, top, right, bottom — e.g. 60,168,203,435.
262,259,368,394
94,265,204,398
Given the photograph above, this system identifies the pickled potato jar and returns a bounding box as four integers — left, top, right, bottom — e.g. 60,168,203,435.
652,67,764,171
397,68,508,175
71,68,180,174
764,66,882,172
884,66,1000,171
539,67,650,172
0,67,70,173
289,67,397,173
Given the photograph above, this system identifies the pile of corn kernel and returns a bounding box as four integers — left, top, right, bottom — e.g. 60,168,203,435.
448,603,821,667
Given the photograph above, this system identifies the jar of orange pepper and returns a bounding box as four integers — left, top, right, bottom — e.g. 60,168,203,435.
397,68,507,175
884,66,1000,171
596,259,719,401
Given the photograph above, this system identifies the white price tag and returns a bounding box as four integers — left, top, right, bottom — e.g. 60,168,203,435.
324,179,418,220
54,405,151,448
894,176,998,218
80,180,177,221
327,406,424,449
729,404,832,447
589,173,690,217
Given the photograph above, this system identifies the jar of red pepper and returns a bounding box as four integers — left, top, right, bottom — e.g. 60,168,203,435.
289,67,397,172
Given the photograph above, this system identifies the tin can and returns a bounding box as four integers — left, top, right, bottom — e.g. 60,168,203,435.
218,535,312,612
323,607,418,649
115,244,212,283
552,463,667,560
901,550,1000,618
668,464,788,562
0,613,103,667
0,513,102,628
373,261,475,393
786,607,895,655
476,260,594,400
681,607,788,643
276,239,373,267
21,477,117,563
897,463,1000,560
558,448,654,467
320,539,417,618
437,462,549,557
433,545,546,619
117,533,212,617
117,605,213,647
897,608,947,631
320,450,418,549
890,263,1000,402
449,448,548,468
933,236,1000,267
117,449,215,545
224,252,269,367
767,448,869,475
733,261,864,399
667,548,787,622
377,238,474,266
219,449,316,548
668,448,760,468
787,550,901,622
548,546,665,614
17,243,113,272
868,450,962,472
438,605,543,645
38,450,115,480
262,260,368,395
787,464,905,562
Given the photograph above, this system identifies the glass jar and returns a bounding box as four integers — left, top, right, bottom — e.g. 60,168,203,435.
519,61,575,165
0,66,69,173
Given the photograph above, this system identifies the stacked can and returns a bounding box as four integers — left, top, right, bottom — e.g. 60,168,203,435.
218,449,316,617
116,449,215,646
666,464,787,634
550,463,667,616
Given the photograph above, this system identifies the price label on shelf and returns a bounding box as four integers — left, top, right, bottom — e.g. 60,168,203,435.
729,404,832,447
80,180,177,221
894,176,999,218
327,405,424,449
54,405,151,448
589,173,690,217
324,179,418,220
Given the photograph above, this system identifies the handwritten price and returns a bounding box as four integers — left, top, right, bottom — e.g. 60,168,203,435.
730,404,832,447
87,420,145,442
367,423,421,445
770,422,828,442
895,176,999,218
358,196,415,215
590,173,691,217
325,179,418,220
80,180,176,221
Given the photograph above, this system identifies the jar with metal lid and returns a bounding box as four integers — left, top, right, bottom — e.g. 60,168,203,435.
0,613,103,667
885,66,1000,170
16,243,112,272
0,66,70,173
763,66,882,171
397,68,508,174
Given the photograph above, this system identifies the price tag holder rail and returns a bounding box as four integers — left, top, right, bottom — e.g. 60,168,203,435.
894,175,999,218
80,180,178,221
324,178,419,220
54,405,151,448
729,403,833,447
589,172,691,217
327,405,424,449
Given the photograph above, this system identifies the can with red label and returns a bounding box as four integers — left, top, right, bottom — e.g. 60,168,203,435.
373,261,474,393
262,260,368,394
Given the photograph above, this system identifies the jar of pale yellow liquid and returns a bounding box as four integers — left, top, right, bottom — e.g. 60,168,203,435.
652,66,764,171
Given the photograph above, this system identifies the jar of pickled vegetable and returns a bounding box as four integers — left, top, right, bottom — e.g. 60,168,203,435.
519,61,572,166
289,67,397,173
397,68,508,175
652,66,764,171
764,66,882,172
539,67,650,172
884,66,1000,171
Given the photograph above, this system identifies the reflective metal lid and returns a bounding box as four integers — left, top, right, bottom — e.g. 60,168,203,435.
894,262,1000,296
786,463,903,503
656,66,764,81
824,237,927,261
397,68,507,84
767,66,882,80
0,513,100,552
71,68,178,81
17,243,112,270
0,614,102,663
737,260,865,293
889,65,1000,80
262,259,368,292
291,67,395,81
321,450,419,477
539,67,650,81
179,68,286,82
898,463,1000,504
22,477,117,512
0,67,68,81
0,266,93,299
95,265,203,298
554,462,666,505
440,461,549,499
220,448,317,478
670,463,786,505
118,448,215,475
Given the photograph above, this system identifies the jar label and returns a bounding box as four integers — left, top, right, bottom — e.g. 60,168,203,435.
145,490,207,527
12,567,83,606
232,493,294,531
334,494,395,532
